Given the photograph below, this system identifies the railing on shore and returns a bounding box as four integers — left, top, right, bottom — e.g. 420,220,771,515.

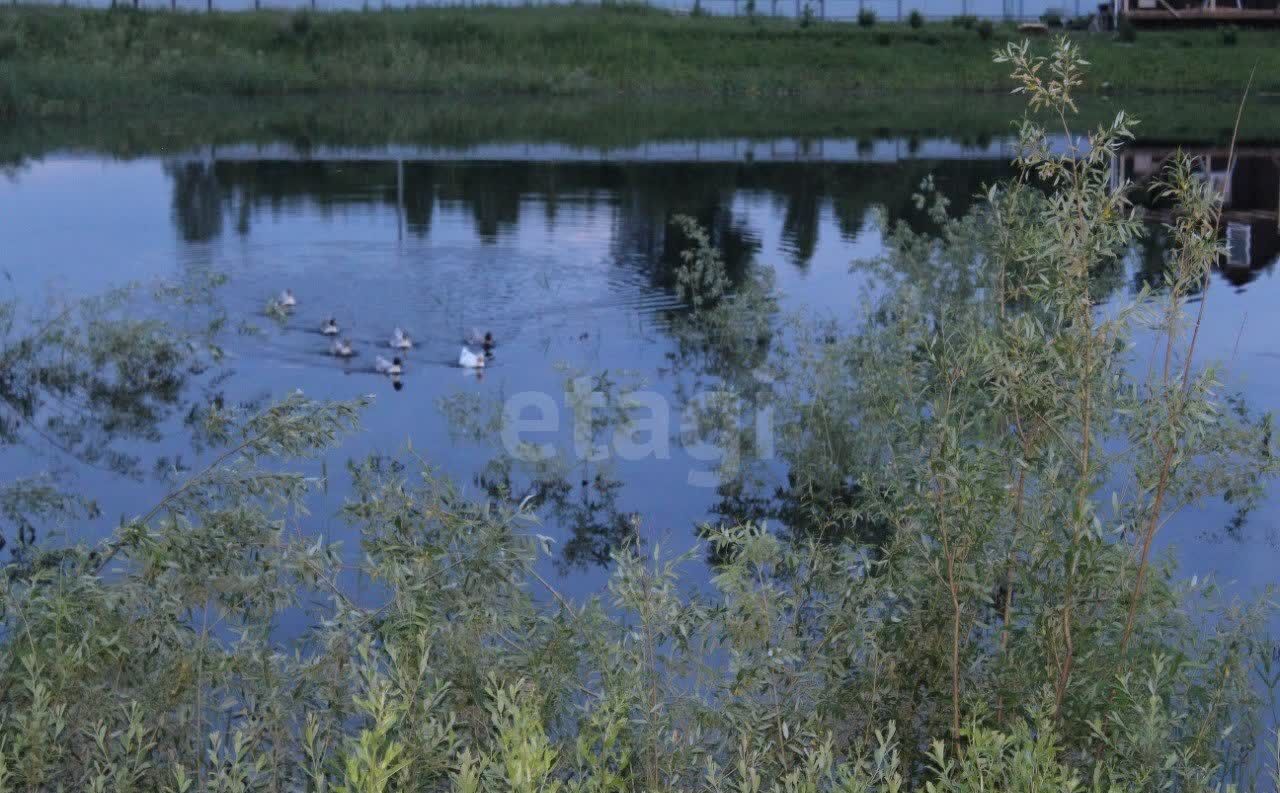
7,0,1076,21
667,0,1084,21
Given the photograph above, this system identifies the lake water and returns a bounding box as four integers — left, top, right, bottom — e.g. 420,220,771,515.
1,132,1278,615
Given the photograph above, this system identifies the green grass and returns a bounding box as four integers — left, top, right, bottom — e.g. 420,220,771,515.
0,4,1276,122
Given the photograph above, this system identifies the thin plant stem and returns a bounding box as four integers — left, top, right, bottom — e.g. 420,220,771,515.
1120,63,1255,657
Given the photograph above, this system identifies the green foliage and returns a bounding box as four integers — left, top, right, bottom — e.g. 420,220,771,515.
0,31,19,61
1041,10,1062,25
0,81,15,132
799,3,816,28
908,9,924,28
672,214,732,310
858,7,876,26
0,67,19,123
1118,16,1136,42
1221,24,1238,46
0,276,229,553
0,39,1277,793
976,19,993,39
951,14,976,27
290,8,312,37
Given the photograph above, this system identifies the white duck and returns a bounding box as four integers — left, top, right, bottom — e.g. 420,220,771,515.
279,289,297,308
458,347,486,369
375,355,403,376
322,318,340,336
330,338,355,358
391,327,413,350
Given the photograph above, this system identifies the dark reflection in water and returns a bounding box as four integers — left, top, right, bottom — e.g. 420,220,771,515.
167,157,1009,268
168,148,1280,286
3,139,1279,590
1119,145,1280,288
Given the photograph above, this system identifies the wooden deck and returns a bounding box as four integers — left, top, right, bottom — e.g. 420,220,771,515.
1124,6,1280,22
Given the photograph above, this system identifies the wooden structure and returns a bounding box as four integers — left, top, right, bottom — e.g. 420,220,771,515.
1114,0,1280,23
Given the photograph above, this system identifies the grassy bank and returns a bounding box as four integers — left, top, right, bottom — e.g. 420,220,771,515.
0,4,1277,121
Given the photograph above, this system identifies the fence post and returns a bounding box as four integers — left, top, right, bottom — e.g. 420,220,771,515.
896,0,901,19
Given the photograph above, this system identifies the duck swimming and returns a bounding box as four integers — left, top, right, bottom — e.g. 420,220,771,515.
322,318,340,336
466,329,495,351
279,289,297,308
375,355,403,376
391,328,413,350
331,338,355,358
458,347,486,369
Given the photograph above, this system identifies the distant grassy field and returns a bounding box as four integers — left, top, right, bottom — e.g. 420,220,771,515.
0,5,1275,122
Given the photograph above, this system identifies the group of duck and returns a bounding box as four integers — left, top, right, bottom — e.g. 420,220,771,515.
277,290,495,379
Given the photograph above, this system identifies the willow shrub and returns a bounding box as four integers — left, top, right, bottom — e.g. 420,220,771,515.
3,39,1280,793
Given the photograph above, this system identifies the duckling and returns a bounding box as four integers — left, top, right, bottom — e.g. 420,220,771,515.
330,338,355,358
375,355,403,376
279,289,297,308
391,327,413,350
458,347,486,369
321,317,340,336
482,331,495,352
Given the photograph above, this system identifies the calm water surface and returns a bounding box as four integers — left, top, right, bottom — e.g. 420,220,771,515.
2,136,1278,612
